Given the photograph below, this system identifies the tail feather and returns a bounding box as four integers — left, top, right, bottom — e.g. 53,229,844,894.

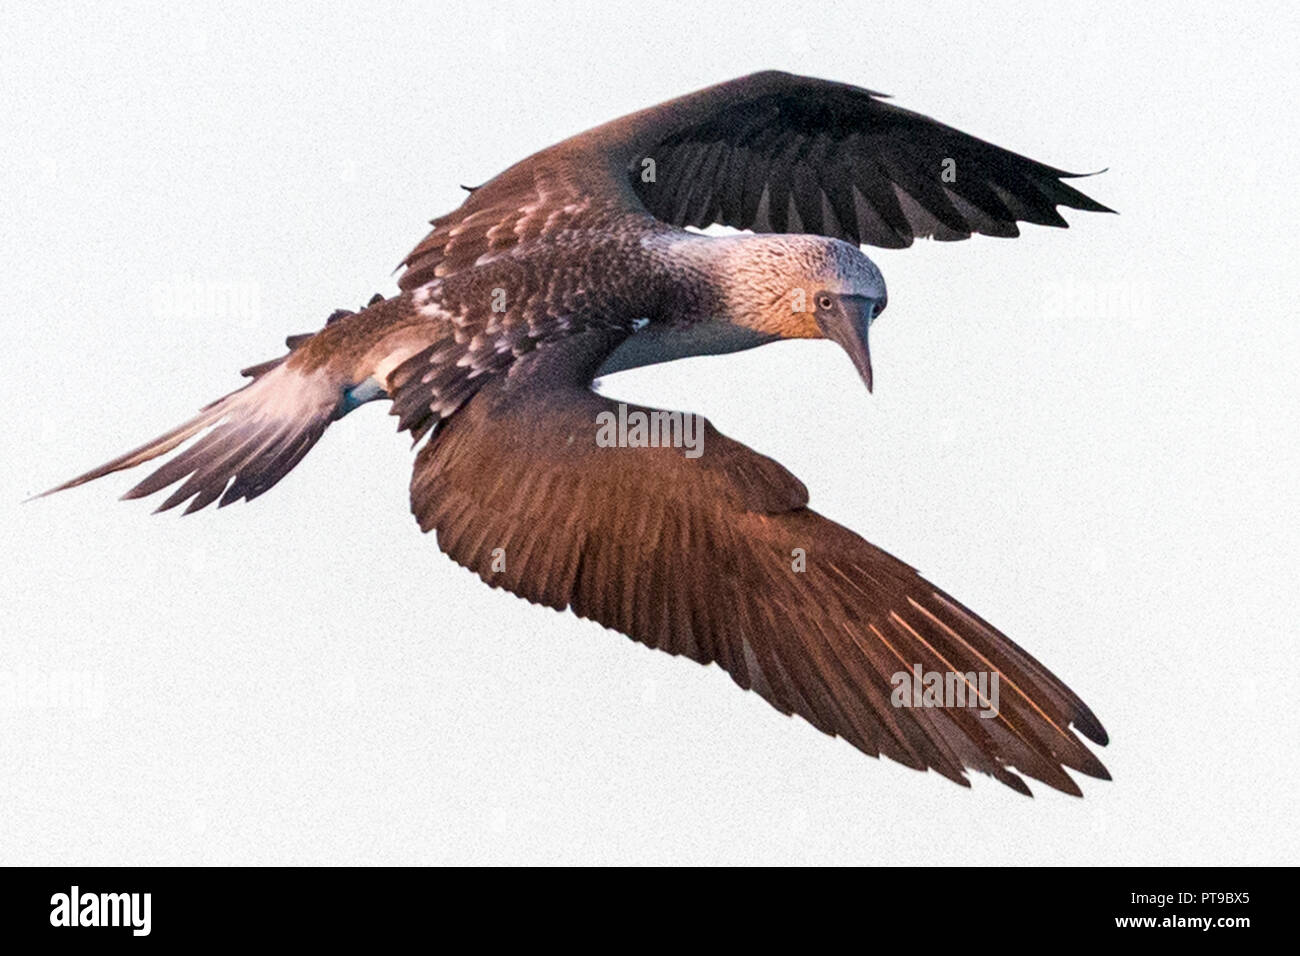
33,360,343,513
34,291,447,512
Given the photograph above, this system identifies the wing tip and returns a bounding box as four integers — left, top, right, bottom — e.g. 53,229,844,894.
1006,775,1034,798
1052,170,1117,214
1058,165,1109,179
1075,711,1110,747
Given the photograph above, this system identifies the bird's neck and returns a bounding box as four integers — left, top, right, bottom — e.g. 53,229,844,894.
642,232,802,334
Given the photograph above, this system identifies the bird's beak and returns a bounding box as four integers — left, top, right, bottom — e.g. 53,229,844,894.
816,294,878,393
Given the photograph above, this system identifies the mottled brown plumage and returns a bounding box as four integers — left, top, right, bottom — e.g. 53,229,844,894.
39,71,1113,794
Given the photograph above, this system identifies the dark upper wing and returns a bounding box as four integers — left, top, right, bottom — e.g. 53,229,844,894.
619,71,1113,246
405,333,1109,795
398,71,1112,287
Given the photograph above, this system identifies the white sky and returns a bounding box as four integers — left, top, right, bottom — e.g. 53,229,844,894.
1,0,1296,864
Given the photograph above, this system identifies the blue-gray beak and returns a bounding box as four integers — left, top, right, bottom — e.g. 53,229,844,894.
815,293,883,393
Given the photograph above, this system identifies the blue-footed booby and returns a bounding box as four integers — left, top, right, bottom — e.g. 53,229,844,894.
39,71,1113,795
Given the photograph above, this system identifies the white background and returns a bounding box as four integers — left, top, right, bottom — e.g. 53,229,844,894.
2,1,1296,865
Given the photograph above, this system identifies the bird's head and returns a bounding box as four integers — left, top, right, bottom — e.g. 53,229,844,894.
718,235,887,391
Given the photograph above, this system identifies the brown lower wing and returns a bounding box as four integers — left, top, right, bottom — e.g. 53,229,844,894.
407,342,1108,795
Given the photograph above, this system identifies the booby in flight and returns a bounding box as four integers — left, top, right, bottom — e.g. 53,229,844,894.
40,71,1113,795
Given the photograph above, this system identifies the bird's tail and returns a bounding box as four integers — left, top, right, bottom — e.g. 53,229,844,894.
26,293,402,517
32,355,349,514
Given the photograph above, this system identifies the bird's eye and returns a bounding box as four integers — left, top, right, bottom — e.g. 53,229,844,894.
816,294,834,311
